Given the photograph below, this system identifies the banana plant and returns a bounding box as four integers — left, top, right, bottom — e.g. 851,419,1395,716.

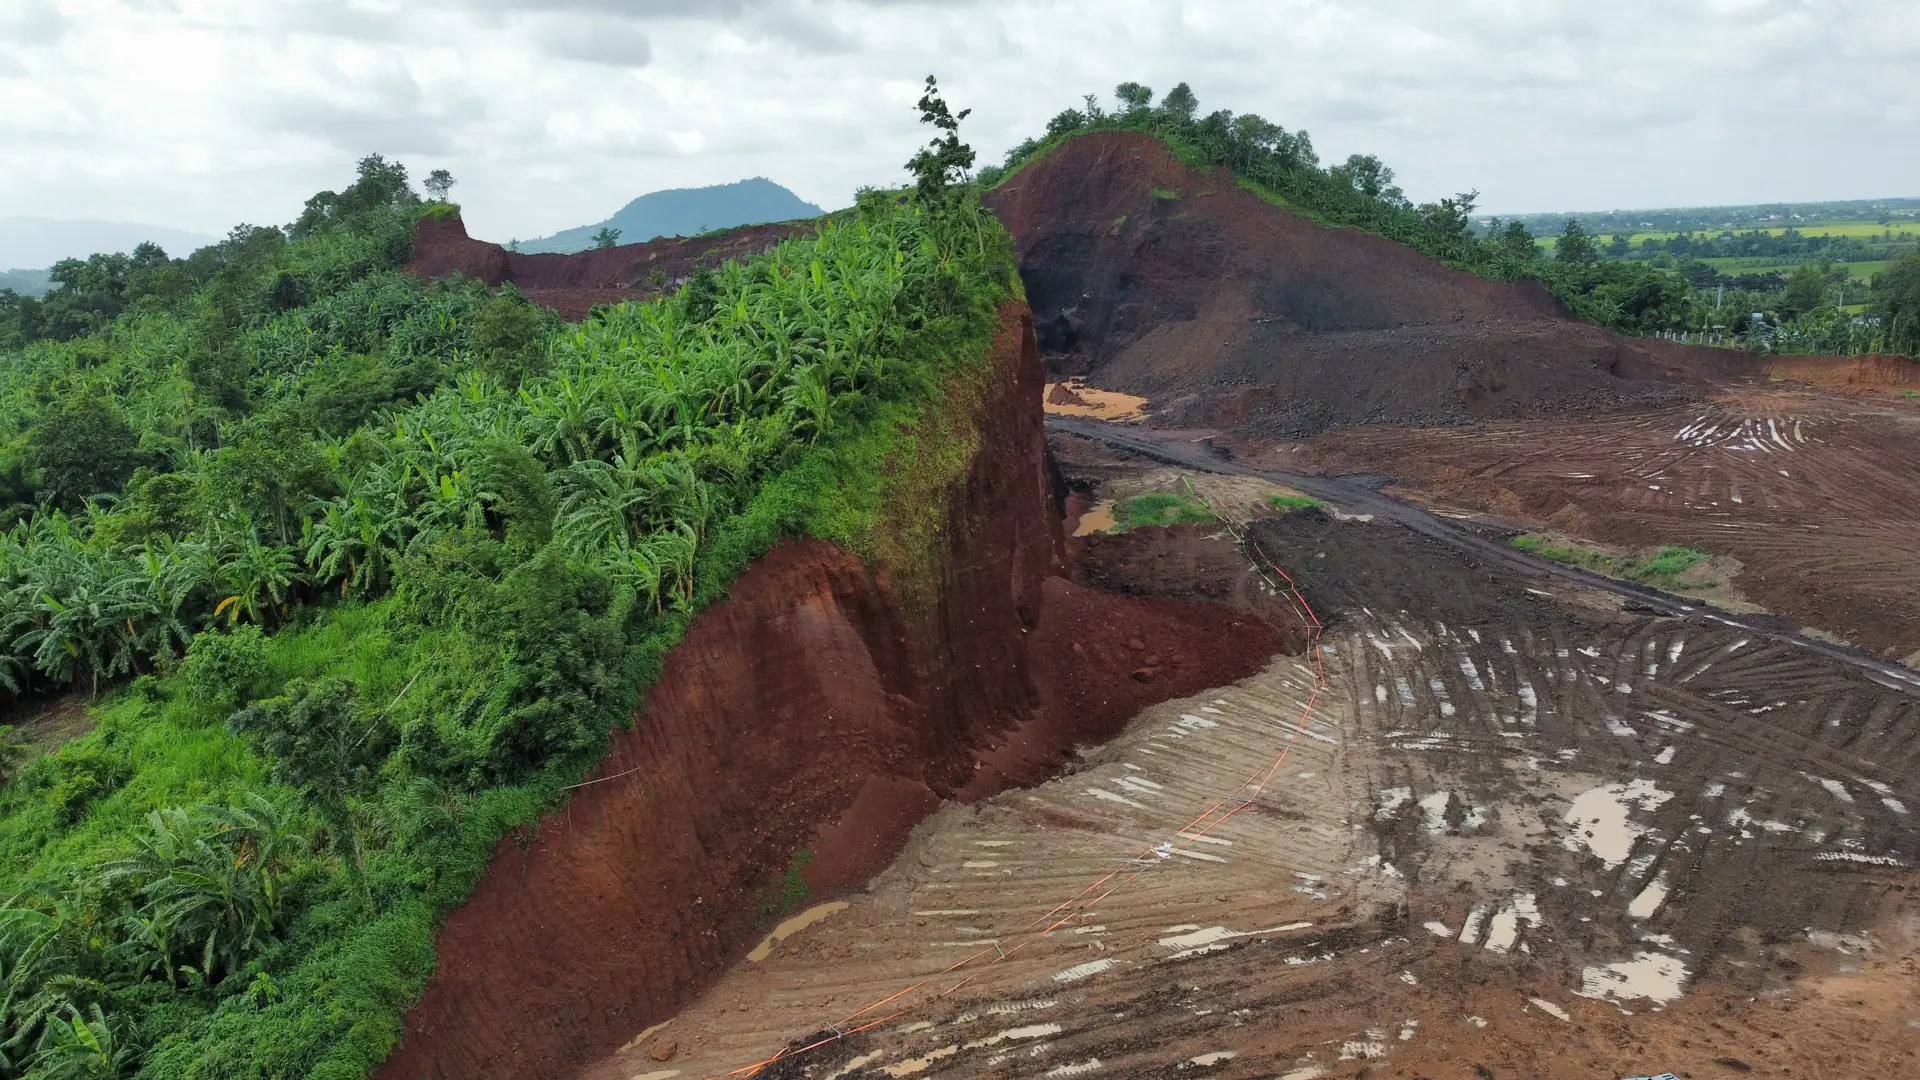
211,523,302,627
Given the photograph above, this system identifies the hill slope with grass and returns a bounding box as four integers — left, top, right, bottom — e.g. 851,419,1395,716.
0,138,1022,1079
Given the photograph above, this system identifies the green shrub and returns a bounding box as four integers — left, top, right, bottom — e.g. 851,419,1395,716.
1508,535,1712,587
179,626,274,721
1115,491,1217,529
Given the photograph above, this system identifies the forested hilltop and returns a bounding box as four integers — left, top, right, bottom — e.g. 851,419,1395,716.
0,82,1017,1079
986,82,1920,358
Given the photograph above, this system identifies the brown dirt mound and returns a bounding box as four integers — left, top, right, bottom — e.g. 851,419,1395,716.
985,132,1750,437
407,214,810,320
373,305,1291,1080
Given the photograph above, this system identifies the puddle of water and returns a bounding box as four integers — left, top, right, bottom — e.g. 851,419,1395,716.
1529,997,1572,1021
747,901,849,962
1043,378,1149,422
1072,500,1117,536
883,1044,959,1077
825,1052,885,1080
1579,951,1691,1004
1628,877,1670,919
1562,779,1674,869
1052,957,1121,983
965,1023,1062,1049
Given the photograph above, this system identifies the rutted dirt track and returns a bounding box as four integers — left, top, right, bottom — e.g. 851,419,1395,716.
1295,386,1920,662
570,447,1919,1080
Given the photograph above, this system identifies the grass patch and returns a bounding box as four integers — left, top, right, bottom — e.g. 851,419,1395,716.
1113,492,1217,529
1268,494,1325,511
1509,535,1713,587
1150,186,1180,201
754,849,813,928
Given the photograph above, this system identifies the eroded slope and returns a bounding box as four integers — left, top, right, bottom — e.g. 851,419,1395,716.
985,132,1734,436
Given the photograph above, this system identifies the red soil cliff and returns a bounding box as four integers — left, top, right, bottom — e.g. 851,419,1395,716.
408,214,809,320
374,304,1293,1080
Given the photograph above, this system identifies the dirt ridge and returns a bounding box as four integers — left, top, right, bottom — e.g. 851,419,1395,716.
407,214,809,319
985,132,1751,437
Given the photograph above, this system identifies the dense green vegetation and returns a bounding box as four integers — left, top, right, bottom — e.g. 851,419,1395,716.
0,80,1016,1079
1508,535,1715,589
985,83,1920,358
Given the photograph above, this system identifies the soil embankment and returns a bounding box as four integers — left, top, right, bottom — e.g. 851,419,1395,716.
569,455,1920,1080
374,306,1297,1080
408,214,808,319
984,132,1741,437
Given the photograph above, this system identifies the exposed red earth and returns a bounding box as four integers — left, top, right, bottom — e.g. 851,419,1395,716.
374,305,1304,1080
376,136,1920,1080
984,132,1746,438
407,214,809,319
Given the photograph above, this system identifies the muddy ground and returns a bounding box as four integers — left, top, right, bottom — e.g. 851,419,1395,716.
1290,383,1920,663
570,444,1918,1080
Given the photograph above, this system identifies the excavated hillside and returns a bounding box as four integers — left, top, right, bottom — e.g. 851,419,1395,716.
409,214,808,319
372,303,1309,1080
985,133,1742,437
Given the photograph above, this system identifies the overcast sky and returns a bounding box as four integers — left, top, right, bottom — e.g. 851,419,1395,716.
3,0,1917,247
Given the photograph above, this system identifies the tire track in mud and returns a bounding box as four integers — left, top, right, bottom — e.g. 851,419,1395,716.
1303,396,1920,660
575,429,1919,1080
576,652,1388,1080
1045,414,1920,696
1248,508,1918,1008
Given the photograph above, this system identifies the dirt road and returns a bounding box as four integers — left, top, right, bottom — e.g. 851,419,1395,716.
1044,415,1920,699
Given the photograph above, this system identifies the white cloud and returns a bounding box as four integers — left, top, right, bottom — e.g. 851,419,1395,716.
0,0,1915,246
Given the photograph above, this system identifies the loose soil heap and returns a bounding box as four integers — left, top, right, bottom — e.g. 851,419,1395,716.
374,307,1307,1080
408,214,808,319
985,132,1743,437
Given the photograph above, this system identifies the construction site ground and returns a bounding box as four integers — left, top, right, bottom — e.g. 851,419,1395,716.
1286,384,1920,667
576,433,1919,1080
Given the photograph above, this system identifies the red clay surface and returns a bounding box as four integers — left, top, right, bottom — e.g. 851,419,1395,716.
1288,385,1920,661
985,132,1748,437
407,214,809,319
374,306,1295,1080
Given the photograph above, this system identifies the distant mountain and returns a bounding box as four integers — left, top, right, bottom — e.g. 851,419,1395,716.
513,178,823,254
0,218,220,274
0,268,52,297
